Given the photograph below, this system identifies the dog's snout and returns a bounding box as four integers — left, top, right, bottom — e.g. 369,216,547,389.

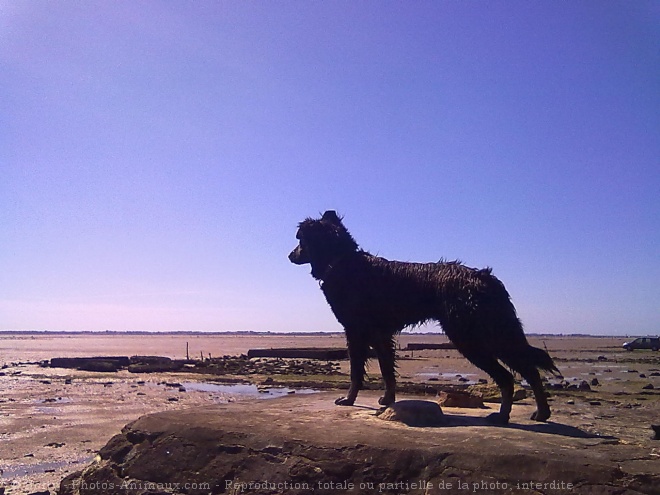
289,246,303,264
289,244,311,265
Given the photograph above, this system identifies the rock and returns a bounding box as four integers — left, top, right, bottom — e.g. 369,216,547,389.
49,356,130,371
377,400,446,427
650,372,660,377
128,356,182,373
589,401,602,406
597,355,607,361
590,378,599,386
81,360,122,372
639,373,647,378
578,380,591,391
437,391,484,409
58,393,659,495
468,383,527,403
642,384,654,390
567,400,575,405
652,425,660,440
178,386,187,392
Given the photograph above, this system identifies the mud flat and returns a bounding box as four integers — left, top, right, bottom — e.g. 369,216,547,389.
1,334,659,494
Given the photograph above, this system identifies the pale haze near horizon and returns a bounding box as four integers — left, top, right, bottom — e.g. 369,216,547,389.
1,2,658,336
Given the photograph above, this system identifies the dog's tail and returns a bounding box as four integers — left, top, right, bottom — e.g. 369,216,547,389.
501,344,561,377
527,345,561,375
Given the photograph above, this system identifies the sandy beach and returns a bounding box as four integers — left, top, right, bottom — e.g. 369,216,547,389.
1,332,658,494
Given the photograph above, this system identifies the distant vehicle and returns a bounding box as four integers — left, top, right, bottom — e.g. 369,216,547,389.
623,337,660,351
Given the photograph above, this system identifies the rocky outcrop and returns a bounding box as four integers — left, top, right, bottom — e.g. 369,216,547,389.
49,357,130,372
59,392,658,495
246,347,349,359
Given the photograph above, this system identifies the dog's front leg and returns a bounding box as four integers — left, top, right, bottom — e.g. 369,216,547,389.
373,337,397,406
335,333,368,406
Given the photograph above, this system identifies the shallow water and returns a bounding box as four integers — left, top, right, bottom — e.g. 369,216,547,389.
1,457,93,478
181,381,318,398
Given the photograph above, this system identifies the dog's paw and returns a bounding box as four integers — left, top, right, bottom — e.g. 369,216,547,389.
530,409,550,422
335,397,355,406
485,412,510,426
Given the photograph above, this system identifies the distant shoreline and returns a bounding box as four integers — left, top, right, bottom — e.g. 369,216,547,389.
0,330,642,338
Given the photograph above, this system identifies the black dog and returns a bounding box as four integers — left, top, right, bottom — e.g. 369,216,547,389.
289,211,559,424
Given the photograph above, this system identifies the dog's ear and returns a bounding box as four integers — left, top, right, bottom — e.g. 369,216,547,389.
321,210,341,224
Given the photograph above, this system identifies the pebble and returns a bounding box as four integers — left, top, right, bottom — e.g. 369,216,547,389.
578,380,591,391
652,425,660,440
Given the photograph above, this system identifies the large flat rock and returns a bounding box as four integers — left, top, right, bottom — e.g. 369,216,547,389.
60,391,658,494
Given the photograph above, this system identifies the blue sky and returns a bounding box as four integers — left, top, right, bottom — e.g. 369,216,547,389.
1,1,658,335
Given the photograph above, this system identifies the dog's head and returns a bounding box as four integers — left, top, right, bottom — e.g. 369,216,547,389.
289,210,358,280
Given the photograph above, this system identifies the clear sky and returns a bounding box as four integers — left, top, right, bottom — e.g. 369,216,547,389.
1,1,658,335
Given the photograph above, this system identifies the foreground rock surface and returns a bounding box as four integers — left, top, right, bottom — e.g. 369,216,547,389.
60,391,658,495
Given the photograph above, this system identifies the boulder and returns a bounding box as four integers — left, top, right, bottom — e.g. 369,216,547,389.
437,390,484,409
376,400,446,427
468,383,527,403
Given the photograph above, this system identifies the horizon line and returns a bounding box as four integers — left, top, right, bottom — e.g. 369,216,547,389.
0,330,651,338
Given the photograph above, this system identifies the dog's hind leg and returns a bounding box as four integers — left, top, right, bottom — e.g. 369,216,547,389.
335,332,369,406
500,348,554,422
519,367,551,422
372,336,397,406
464,352,514,425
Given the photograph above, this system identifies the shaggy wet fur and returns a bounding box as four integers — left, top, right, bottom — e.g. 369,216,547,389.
289,211,559,424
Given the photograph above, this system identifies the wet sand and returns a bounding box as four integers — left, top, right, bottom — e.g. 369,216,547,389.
1,333,658,494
